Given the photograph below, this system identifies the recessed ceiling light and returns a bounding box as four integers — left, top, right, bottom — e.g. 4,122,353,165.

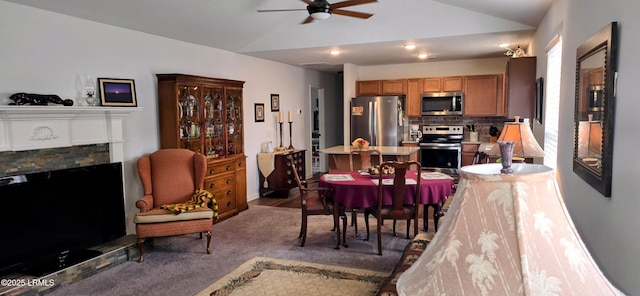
329,50,341,55
404,44,416,50
418,53,428,59
498,43,511,48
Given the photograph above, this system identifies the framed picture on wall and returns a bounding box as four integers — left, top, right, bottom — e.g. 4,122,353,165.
255,103,265,122
270,94,280,112
535,77,544,124
98,78,137,107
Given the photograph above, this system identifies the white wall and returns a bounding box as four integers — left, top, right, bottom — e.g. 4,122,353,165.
531,0,640,294
0,1,338,234
357,57,509,80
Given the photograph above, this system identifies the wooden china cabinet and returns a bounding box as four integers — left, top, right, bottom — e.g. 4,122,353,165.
156,73,247,222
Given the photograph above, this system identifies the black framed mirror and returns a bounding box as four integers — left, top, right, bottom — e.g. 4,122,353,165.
573,22,618,197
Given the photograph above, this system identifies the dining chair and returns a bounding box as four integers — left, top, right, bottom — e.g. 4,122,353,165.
291,163,347,248
348,149,383,236
364,160,421,255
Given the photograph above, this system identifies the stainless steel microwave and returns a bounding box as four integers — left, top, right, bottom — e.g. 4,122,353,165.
421,92,464,116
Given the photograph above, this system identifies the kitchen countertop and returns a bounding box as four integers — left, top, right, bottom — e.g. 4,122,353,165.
319,145,419,156
401,140,420,145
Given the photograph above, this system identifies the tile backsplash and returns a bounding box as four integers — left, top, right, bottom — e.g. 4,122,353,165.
0,144,110,177
408,116,510,142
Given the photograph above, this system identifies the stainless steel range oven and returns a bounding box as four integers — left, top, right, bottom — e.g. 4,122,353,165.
419,125,463,175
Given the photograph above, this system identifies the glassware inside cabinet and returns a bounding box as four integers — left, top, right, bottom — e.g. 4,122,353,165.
203,87,224,158
203,93,213,120
226,89,244,156
178,85,201,151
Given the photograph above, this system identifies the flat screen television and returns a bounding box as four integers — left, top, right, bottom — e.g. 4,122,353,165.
0,162,126,276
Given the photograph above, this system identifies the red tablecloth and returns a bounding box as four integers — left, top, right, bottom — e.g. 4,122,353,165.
319,171,453,208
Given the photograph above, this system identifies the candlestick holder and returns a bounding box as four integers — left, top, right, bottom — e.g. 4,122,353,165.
288,122,294,150
278,122,284,149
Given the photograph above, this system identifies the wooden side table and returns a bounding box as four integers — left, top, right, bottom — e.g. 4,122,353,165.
258,149,306,198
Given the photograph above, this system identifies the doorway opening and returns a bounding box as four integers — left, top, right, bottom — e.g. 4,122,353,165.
311,87,321,174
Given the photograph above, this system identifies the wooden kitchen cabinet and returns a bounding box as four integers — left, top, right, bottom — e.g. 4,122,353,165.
156,73,248,221
356,80,407,96
381,79,407,94
464,74,504,116
356,80,382,95
422,76,464,93
504,57,536,120
406,78,422,117
579,67,604,120
259,150,306,198
422,78,441,92
461,143,480,166
442,76,464,92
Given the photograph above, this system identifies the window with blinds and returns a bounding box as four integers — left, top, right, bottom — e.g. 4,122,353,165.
544,36,562,169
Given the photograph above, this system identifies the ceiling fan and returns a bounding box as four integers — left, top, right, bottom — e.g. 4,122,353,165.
257,0,377,24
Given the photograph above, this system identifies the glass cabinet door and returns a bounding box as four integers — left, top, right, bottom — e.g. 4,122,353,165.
178,85,201,154
203,86,224,158
226,88,243,156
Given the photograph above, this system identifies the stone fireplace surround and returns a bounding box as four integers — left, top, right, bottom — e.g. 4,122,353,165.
0,105,141,295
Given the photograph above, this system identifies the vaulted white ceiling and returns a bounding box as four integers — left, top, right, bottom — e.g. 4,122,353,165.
5,0,553,72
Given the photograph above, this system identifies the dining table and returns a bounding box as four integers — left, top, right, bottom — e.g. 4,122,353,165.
319,170,454,249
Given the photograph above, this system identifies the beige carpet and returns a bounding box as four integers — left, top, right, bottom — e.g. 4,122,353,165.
196,256,389,296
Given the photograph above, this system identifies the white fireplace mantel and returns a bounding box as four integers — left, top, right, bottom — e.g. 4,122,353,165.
0,105,141,163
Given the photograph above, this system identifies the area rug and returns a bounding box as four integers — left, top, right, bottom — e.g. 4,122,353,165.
196,256,389,296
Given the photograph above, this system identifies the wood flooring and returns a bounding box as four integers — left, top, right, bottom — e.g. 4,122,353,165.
248,172,322,209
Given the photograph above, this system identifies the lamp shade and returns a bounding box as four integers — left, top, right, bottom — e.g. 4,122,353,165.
577,120,603,158
488,117,545,158
396,164,623,296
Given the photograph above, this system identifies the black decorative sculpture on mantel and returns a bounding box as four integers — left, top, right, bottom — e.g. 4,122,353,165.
9,93,74,106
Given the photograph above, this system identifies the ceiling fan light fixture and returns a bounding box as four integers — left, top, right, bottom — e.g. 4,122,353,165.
418,53,428,59
404,44,416,50
307,2,332,21
310,11,331,20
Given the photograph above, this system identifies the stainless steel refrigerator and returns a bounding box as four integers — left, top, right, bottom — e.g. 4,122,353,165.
350,96,406,146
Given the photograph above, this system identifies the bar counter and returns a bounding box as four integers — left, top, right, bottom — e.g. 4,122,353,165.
319,145,420,172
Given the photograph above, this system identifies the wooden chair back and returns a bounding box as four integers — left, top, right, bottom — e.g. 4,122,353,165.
377,161,421,216
365,160,421,255
292,163,344,247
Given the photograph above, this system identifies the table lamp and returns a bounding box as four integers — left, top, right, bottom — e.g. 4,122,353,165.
396,163,623,295
577,115,603,159
487,116,545,173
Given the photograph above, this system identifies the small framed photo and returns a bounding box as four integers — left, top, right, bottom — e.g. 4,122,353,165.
98,78,137,107
270,94,280,112
535,77,544,124
255,103,265,122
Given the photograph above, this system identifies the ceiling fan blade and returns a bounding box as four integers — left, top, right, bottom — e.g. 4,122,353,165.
300,0,316,7
257,8,306,12
331,0,377,9
301,16,315,24
332,9,373,19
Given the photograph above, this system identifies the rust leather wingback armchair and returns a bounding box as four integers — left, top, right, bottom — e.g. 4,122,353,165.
133,149,214,262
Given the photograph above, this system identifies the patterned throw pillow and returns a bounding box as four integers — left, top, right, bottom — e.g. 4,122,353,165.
161,190,219,221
